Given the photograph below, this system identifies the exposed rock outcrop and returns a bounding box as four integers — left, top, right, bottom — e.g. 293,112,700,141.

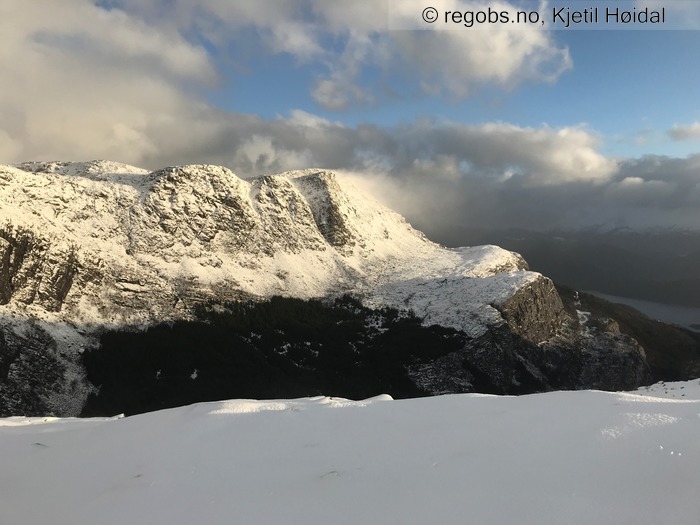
409,275,651,396
0,225,79,312
495,275,568,343
0,320,91,417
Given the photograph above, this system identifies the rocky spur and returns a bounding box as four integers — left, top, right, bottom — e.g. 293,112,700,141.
551,6,665,28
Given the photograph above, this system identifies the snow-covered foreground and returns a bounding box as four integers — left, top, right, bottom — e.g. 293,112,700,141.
2,382,699,525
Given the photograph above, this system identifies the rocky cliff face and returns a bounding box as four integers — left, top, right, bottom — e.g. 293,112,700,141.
0,161,653,415
0,225,79,312
496,276,568,343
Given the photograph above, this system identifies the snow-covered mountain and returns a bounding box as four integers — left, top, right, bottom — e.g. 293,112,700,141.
2,380,699,525
0,160,531,332
0,161,651,415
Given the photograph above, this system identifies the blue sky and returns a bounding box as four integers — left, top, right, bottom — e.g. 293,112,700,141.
2,0,700,233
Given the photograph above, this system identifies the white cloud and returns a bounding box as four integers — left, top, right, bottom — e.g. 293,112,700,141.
311,76,374,112
286,110,344,129
1,1,697,234
314,0,572,108
461,124,617,185
97,0,572,110
0,0,216,163
7,1,214,81
387,0,572,95
668,123,700,141
0,0,574,164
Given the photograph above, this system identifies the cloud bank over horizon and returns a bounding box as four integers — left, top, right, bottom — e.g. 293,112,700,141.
1,0,699,237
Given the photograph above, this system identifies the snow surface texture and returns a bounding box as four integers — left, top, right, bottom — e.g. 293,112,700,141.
1,381,699,525
0,161,532,338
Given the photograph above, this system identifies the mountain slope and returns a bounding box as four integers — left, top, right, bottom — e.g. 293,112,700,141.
0,161,650,415
0,161,529,331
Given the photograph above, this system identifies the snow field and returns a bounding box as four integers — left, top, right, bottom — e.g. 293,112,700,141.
1,381,699,525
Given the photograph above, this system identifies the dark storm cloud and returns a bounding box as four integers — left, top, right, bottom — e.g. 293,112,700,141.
148,111,698,236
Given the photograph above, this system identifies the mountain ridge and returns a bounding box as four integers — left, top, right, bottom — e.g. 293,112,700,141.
0,160,531,331
0,161,653,415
